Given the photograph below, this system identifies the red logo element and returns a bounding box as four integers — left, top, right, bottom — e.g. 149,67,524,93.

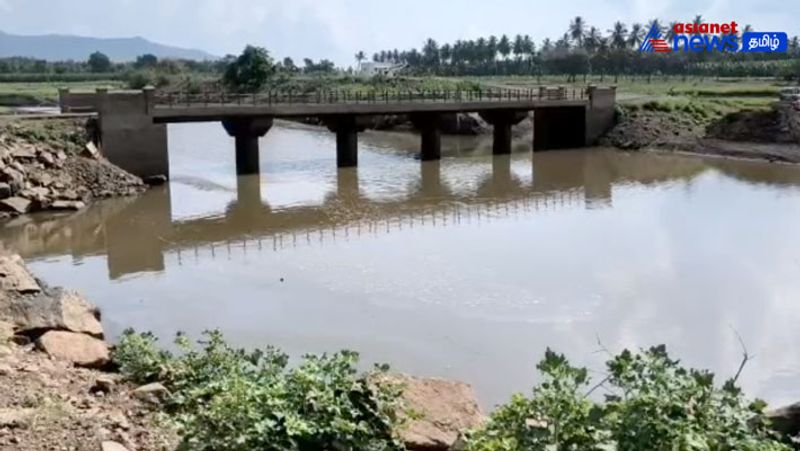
650,39,672,53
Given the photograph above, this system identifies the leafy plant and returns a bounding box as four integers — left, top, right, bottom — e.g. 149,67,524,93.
115,329,405,451
465,346,790,451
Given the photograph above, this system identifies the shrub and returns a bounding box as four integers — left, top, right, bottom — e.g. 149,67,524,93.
115,330,405,451
464,346,790,451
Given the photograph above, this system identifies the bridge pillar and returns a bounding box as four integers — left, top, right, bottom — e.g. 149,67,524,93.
478,110,528,155
322,116,368,167
410,113,443,161
222,117,274,175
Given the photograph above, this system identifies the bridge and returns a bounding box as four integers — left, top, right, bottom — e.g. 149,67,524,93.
59,86,617,179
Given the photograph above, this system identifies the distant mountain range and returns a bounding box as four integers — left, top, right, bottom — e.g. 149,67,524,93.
0,31,216,61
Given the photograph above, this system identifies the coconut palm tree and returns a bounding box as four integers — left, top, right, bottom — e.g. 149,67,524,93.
665,22,678,41
355,50,366,70
610,21,628,51
628,23,644,49
569,16,586,47
584,27,602,53
498,35,511,60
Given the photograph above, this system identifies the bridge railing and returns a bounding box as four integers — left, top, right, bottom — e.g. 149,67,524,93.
152,86,588,108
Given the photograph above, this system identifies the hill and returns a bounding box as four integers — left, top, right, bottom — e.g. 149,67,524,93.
0,31,215,61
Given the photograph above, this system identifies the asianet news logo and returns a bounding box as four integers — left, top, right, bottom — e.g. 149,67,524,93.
639,21,788,54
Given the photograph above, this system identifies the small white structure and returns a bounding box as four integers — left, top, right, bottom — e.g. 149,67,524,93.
358,61,405,78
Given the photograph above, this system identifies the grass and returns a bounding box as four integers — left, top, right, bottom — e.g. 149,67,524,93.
0,80,125,106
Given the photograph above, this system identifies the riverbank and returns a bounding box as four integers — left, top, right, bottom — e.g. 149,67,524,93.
0,118,145,219
2,251,800,449
600,92,800,163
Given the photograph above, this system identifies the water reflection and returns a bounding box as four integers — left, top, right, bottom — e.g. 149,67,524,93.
0,150,718,279
3,124,800,410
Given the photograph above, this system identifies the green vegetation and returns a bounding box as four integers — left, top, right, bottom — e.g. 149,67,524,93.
367,16,800,80
223,45,276,92
115,330,791,451
115,330,405,451
0,80,125,106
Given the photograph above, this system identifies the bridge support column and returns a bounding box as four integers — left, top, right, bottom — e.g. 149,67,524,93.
479,110,528,155
322,116,368,167
410,113,443,161
222,117,274,175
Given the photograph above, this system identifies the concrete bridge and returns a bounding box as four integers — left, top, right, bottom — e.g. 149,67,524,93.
59,86,617,179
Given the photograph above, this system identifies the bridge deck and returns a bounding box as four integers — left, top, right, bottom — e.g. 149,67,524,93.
149,89,590,123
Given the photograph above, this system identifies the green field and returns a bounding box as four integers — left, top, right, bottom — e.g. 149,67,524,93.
0,80,125,106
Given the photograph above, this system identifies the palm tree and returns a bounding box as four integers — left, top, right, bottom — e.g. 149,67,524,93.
355,50,365,70
422,38,439,67
440,43,452,64
665,22,678,41
628,23,644,49
513,34,525,60
488,36,498,61
541,38,553,55
498,35,511,60
647,19,663,36
692,15,703,33
584,27,601,53
569,16,586,47
610,21,628,51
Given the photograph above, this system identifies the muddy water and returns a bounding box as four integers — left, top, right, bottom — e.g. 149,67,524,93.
3,121,800,409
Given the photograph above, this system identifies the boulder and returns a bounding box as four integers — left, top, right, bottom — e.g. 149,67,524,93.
0,182,10,199
132,382,169,405
0,196,31,214
767,402,800,438
36,330,110,368
374,374,485,451
9,288,103,337
91,375,117,394
0,253,41,293
10,148,35,160
101,441,129,451
51,200,86,211
83,141,100,159
440,113,490,135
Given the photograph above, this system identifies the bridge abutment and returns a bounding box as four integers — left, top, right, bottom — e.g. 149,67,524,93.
93,88,170,179
222,117,274,175
479,111,528,155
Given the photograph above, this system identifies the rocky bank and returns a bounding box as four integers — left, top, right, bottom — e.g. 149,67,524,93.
0,119,146,220
0,251,487,450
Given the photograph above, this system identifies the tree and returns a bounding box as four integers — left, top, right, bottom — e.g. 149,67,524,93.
628,23,644,49
134,54,158,69
282,57,297,73
88,51,111,73
223,45,275,92
354,50,366,70
584,27,602,54
610,21,628,51
513,34,525,60
498,35,511,60
569,16,586,47
422,38,440,67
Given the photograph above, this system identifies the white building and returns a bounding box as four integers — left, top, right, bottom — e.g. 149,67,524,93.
358,61,405,78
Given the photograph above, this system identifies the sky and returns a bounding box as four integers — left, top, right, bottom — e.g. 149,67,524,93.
0,0,797,66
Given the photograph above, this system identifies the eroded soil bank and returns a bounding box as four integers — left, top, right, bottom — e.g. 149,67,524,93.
601,98,800,163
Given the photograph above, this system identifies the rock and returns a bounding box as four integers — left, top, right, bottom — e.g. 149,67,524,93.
91,375,116,394
101,441,129,451
132,382,169,404
83,141,100,159
0,408,34,429
143,175,168,186
37,151,55,167
767,402,800,438
0,182,10,199
9,288,104,337
36,331,110,368
11,148,35,160
0,253,41,293
373,374,485,451
441,113,490,135
0,196,31,214
51,200,86,211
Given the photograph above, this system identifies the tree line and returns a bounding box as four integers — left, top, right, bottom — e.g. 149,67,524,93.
361,16,800,79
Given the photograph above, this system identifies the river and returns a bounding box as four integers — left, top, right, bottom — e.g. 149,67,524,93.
3,120,800,409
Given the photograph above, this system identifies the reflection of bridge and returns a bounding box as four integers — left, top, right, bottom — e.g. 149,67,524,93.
60,86,616,178
0,150,724,280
